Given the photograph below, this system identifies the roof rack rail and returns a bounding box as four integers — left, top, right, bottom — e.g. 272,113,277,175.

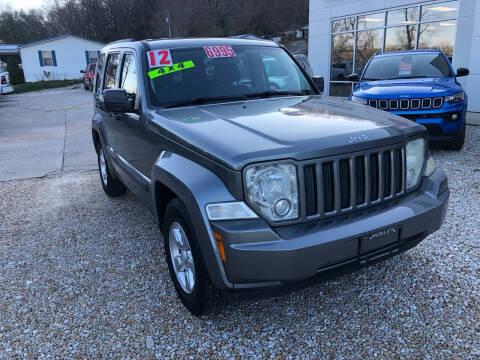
105,38,134,45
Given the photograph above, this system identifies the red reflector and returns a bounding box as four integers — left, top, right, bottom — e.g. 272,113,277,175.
1,76,6,84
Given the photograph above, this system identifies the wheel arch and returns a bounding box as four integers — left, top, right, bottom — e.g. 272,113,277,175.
152,152,238,290
92,128,101,152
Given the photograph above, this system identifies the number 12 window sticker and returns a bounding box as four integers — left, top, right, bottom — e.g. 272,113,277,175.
147,49,195,80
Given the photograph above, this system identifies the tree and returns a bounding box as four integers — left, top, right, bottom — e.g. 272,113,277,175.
6,57,24,84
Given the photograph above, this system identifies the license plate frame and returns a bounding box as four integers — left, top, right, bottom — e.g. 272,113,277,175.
360,225,401,254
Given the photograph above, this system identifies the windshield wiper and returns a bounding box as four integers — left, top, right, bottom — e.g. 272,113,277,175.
245,91,308,99
362,77,380,81
165,95,248,108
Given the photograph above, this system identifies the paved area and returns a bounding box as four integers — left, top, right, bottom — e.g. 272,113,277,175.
0,87,96,181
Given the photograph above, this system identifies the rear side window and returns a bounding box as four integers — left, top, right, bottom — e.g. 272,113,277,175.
103,53,120,89
94,53,104,93
120,53,137,96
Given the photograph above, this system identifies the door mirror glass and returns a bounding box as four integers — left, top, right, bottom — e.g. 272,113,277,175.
456,67,469,77
80,69,85,73
103,89,132,112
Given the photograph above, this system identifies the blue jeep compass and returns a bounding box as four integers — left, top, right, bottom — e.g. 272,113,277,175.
350,50,469,150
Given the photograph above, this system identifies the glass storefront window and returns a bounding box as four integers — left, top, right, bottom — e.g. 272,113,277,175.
332,17,355,32
421,1,458,22
418,21,456,58
329,1,458,96
356,29,383,74
385,25,417,52
357,13,384,30
387,7,418,25
331,33,354,80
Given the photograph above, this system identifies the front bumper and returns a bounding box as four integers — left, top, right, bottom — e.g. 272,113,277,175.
391,101,466,138
211,169,449,290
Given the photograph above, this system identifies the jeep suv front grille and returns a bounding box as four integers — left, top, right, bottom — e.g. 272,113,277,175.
368,97,443,111
303,145,405,218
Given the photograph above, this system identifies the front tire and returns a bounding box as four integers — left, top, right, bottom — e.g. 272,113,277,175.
97,145,126,196
162,198,223,316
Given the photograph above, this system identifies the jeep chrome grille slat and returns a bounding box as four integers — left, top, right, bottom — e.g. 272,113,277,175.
368,97,443,111
302,145,405,219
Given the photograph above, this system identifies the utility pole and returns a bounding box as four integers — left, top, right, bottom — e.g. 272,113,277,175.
166,9,172,38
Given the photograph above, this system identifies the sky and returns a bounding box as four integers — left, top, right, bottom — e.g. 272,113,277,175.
0,0,46,10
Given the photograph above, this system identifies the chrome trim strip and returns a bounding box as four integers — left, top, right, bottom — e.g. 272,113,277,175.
116,153,152,184
422,98,431,109
433,97,443,108
400,99,409,110
411,99,420,109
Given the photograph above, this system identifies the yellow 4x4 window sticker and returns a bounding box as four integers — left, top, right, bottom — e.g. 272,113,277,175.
148,61,195,79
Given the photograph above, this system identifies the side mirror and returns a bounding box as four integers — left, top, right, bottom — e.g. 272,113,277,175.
312,76,324,92
456,67,469,77
103,89,132,112
80,69,85,73
348,73,360,82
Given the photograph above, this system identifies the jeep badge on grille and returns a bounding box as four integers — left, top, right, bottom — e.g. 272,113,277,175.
348,135,368,143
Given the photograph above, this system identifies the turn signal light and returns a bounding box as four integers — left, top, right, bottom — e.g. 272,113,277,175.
213,231,226,263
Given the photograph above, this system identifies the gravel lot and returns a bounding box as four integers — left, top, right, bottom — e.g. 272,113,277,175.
0,126,479,358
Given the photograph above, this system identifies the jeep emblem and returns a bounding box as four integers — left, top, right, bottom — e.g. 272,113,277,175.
348,135,368,143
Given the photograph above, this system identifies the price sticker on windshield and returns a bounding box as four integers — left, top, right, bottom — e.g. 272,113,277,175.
398,60,413,76
204,46,236,58
147,49,173,68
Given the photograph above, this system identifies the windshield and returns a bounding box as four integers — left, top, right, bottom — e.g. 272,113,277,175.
362,53,452,81
147,45,315,108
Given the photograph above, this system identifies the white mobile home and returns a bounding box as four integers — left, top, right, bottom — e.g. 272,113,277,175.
19,34,104,82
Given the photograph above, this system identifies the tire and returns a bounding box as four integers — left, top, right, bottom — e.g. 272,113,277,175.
446,122,466,151
162,198,223,316
97,144,126,196
83,81,89,90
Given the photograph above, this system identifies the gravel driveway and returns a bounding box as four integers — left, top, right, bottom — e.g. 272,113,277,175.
0,127,479,358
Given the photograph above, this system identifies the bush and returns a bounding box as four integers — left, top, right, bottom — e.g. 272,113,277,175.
6,57,25,85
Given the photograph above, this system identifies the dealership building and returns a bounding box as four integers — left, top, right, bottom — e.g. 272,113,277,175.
308,0,480,111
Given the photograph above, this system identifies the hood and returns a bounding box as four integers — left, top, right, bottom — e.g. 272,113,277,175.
152,96,424,170
354,77,462,98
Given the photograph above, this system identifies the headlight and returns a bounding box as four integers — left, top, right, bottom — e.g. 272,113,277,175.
351,96,368,105
445,92,464,103
406,138,426,189
245,163,298,221
424,153,436,177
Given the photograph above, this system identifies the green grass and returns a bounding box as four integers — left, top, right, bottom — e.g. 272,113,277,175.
12,79,82,94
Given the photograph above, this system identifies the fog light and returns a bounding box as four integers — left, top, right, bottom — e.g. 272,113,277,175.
274,198,291,217
451,114,458,121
